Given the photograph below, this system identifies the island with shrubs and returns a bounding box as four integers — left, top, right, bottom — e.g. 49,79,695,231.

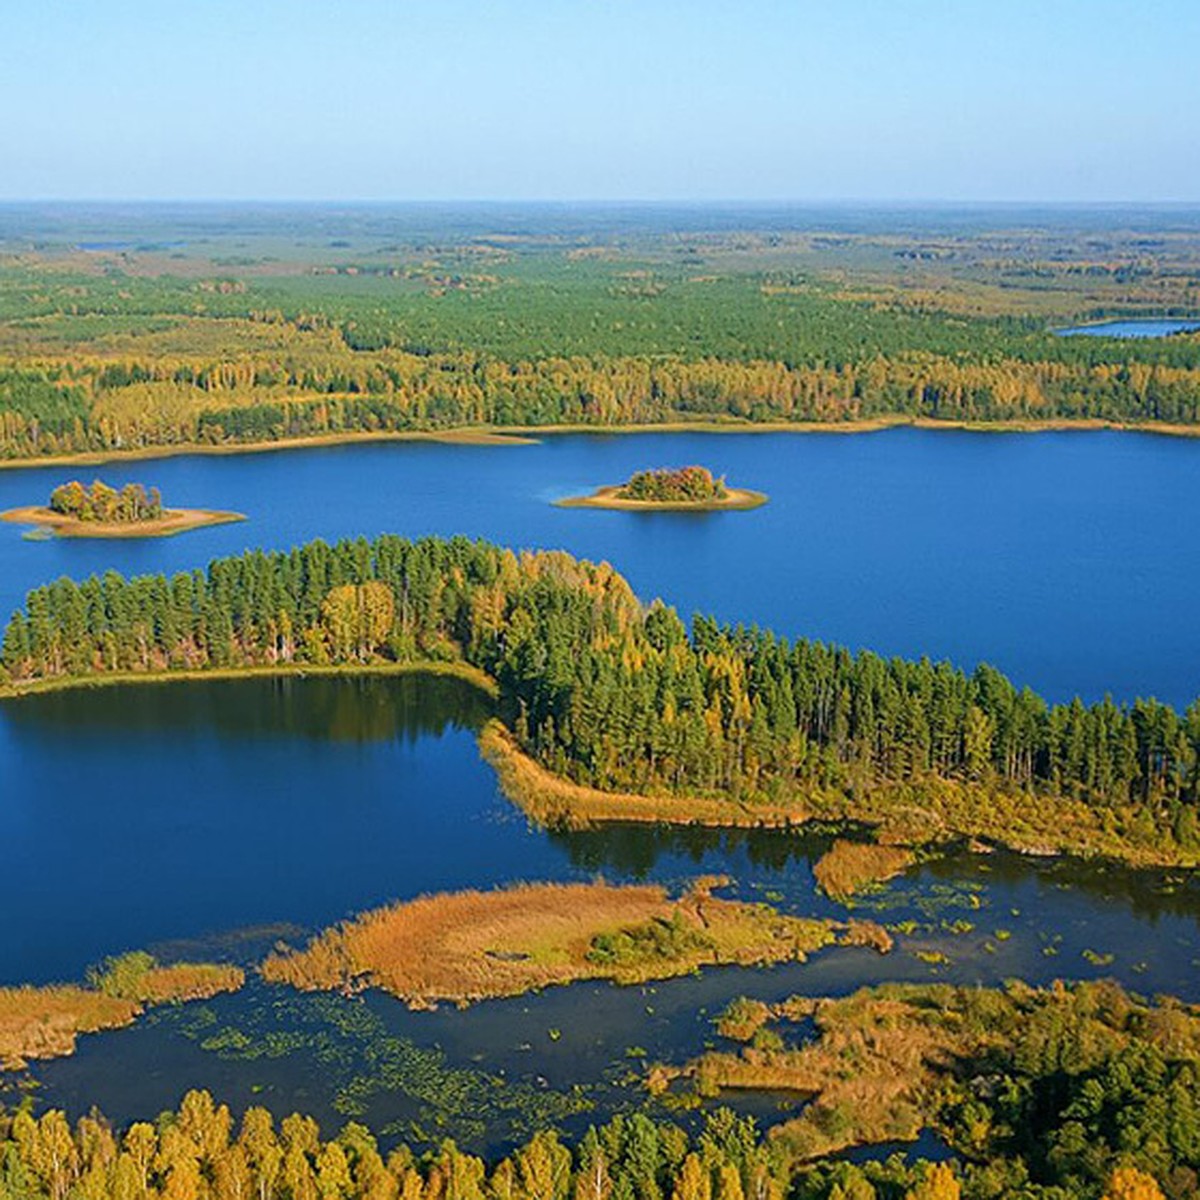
1,478,245,538
556,465,767,511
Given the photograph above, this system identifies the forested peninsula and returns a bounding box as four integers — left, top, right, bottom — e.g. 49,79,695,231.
3,534,1199,870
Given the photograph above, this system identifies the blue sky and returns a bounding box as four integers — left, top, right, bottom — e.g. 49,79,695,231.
2,0,1197,202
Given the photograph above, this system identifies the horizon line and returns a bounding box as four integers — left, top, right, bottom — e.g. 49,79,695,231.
2,196,1200,209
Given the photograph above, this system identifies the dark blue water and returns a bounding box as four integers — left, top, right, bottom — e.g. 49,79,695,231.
6,429,1200,1145
2,428,1199,707
1057,318,1200,338
6,672,1200,1147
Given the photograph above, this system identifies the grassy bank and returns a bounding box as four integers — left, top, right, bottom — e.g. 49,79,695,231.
260,878,892,1009
0,659,499,704
478,721,812,828
480,721,1200,871
0,957,244,1070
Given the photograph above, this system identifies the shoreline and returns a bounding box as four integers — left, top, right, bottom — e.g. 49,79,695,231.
478,721,1200,873
1,505,246,538
2,666,1196,876
0,659,500,704
2,414,1200,471
554,484,767,511
0,427,540,472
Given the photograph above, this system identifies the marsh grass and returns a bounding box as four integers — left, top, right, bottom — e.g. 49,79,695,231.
261,879,890,1008
0,957,243,1069
811,841,917,901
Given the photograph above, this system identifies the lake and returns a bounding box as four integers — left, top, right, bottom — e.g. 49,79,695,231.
2,427,1200,707
5,428,1200,1150
4,673,1200,1151
1057,317,1200,338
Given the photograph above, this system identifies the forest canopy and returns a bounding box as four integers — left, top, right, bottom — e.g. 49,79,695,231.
619,467,728,503
1,214,1200,460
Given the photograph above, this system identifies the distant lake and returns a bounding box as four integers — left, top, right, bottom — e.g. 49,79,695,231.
1057,317,1200,338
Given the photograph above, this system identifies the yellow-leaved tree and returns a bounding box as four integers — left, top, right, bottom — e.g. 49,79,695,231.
903,1163,959,1200
321,582,396,661
1101,1167,1165,1200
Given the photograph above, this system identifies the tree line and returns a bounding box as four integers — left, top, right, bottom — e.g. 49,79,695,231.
4,350,1200,460
620,468,727,503
3,536,1199,858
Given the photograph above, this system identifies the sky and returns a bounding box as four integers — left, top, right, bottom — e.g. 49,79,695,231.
2,0,1198,203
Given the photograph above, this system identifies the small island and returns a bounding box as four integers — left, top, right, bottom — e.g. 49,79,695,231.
1,478,245,539
556,465,767,511
260,878,889,1009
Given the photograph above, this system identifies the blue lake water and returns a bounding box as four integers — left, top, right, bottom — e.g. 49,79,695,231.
1,428,1199,706
1057,318,1200,338
5,672,1200,1150
5,428,1200,1146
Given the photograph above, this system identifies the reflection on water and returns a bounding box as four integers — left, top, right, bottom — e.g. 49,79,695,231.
5,671,493,743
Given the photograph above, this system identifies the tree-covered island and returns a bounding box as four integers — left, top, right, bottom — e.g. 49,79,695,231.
1,478,244,538
557,466,766,510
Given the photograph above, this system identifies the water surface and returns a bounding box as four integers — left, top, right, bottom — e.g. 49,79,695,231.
2,428,1199,706
5,676,1200,1150
1057,317,1200,338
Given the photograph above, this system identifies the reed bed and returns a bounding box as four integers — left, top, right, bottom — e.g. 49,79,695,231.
811,840,917,900
261,879,889,1008
0,962,245,1069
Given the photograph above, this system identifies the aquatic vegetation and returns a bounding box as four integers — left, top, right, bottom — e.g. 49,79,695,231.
912,950,950,966
812,840,916,901
168,992,596,1146
715,997,773,1041
260,879,889,1008
0,955,243,1068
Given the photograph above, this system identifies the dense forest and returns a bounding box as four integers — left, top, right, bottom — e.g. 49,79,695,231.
1,213,1200,459
3,535,1199,861
0,1093,965,1200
